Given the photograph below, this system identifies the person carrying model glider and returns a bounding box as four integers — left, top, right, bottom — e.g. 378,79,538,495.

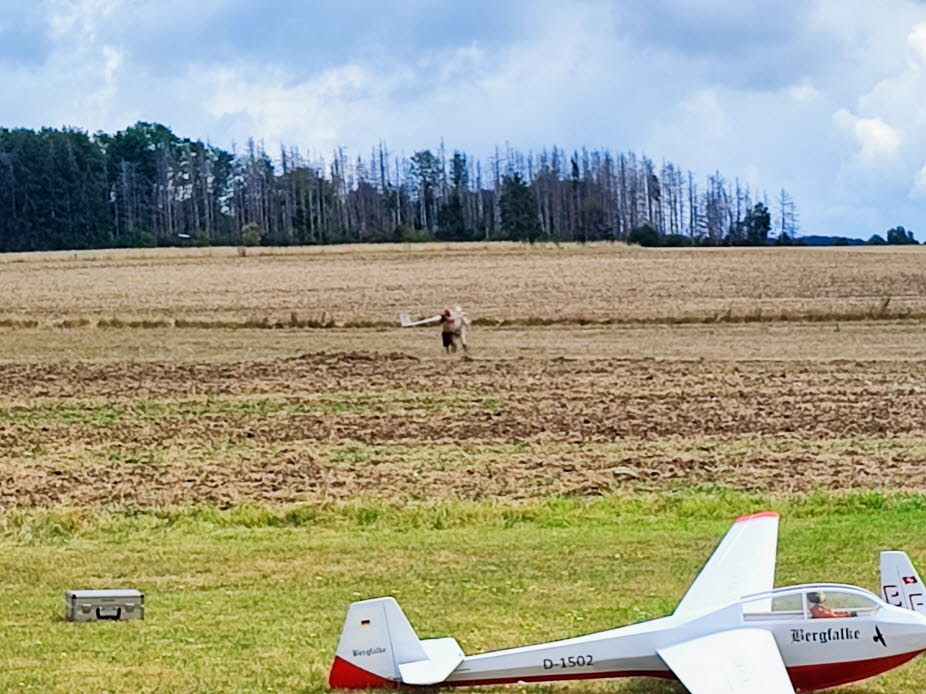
399,306,471,354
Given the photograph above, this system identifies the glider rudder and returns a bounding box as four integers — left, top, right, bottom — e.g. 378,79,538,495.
881,551,926,614
329,597,420,688
329,596,464,689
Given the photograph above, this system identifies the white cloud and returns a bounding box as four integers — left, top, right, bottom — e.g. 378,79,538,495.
854,116,902,162
908,22,926,65
681,89,730,135
789,81,821,103
200,63,388,152
910,163,926,198
82,43,125,124
46,0,121,42
834,109,902,163
826,16,926,229
434,43,486,83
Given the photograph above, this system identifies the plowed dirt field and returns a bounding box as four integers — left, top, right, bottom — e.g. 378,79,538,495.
3,352,925,507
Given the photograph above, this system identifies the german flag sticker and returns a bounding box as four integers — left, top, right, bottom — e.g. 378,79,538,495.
361,619,371,626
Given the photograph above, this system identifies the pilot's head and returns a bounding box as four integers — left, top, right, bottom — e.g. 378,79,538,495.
807,592,826,605
443,308,451,318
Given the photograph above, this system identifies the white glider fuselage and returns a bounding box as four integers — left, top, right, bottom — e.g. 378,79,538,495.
445,584,926,691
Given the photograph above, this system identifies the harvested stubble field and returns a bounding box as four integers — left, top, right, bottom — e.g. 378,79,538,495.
2,243,926,693
0,242,925,326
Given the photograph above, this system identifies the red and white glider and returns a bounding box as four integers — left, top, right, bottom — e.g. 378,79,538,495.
330,512,926,692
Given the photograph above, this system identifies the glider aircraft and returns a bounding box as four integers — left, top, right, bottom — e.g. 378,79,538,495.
330,512,926,692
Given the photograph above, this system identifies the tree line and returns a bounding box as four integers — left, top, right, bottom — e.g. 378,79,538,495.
0,122,804,252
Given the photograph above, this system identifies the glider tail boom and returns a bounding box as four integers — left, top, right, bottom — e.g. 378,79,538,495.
329,596,464,689
880,551,926,613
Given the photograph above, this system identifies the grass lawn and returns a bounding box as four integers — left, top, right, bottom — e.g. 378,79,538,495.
2,494,926,693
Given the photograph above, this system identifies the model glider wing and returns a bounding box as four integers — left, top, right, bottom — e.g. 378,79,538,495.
399,313,442,328
658,628,794,694
674,511,779,616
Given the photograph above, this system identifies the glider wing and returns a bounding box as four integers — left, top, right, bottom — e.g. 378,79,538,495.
658,628,794,694
674,512,779,616
399,313,442,327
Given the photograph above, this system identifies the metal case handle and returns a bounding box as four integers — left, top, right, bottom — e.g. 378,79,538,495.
95,607,123,621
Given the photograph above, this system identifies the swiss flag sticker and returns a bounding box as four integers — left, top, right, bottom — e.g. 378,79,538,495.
903,576,919,585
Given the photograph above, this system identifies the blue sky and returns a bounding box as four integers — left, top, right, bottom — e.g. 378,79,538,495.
2,0,926,238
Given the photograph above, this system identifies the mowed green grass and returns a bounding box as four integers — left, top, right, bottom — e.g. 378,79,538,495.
2,495,926,693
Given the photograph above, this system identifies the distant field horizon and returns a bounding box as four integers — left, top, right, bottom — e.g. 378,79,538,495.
0,243,923,328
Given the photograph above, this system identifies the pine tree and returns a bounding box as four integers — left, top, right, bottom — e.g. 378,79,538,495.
499,173,540,242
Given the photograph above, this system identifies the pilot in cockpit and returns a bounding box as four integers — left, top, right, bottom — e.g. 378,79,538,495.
807,591,857,619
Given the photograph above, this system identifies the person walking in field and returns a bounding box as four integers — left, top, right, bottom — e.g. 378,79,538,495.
399,305,471,355
439,308,456,353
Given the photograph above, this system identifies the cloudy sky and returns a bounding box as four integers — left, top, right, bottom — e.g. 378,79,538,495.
2,0,926,238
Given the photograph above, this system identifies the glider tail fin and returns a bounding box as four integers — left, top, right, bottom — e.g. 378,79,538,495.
328,597,464,689
880,551,926,613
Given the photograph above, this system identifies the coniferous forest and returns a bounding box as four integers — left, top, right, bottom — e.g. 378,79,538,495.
0,122,801,252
